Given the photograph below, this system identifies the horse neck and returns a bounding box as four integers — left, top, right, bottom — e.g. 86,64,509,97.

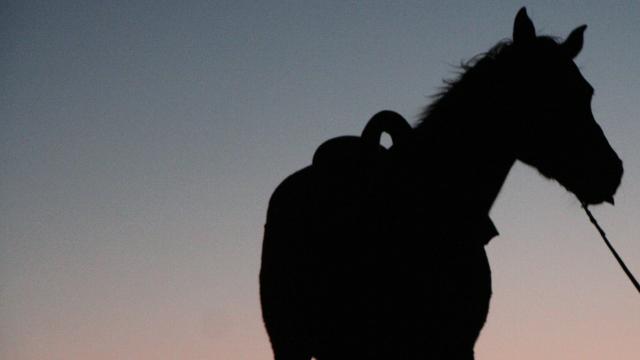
413,105,516,215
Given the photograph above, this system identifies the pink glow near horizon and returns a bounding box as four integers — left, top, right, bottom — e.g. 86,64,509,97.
1,1,638,359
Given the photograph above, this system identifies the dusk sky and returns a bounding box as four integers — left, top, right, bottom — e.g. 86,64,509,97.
1,1,639,359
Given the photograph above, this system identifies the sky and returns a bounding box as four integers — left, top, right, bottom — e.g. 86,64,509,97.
1,1,638,359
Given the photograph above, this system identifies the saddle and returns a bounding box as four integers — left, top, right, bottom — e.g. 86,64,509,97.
309,110,498,247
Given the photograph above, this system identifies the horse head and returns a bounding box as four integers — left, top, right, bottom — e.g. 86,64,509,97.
505,8,623,205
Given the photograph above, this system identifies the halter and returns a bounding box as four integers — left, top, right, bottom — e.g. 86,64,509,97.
581,203,640,294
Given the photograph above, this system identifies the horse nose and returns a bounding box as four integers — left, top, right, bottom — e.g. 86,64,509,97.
612,156,623,184
606,156,623,201
616,157,624,176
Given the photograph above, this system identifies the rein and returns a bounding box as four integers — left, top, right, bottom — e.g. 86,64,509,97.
581,203,640,294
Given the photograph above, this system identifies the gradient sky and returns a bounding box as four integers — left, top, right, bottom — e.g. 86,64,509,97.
1,1,639,359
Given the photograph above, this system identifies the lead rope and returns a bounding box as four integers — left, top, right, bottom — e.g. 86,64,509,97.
581,203,640,294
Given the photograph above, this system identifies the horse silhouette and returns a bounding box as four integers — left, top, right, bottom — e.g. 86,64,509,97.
260,8,623,360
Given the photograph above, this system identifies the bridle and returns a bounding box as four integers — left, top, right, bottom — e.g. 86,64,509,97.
362,111,639,295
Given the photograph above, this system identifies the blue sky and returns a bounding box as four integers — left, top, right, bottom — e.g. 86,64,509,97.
1,1,638,359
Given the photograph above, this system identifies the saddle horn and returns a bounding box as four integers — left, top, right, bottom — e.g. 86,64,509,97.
361,110,412,148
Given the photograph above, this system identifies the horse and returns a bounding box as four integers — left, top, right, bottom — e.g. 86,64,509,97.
260,8,623,360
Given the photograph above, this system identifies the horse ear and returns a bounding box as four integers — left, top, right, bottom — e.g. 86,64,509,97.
513,7,536,43
561,25,587,58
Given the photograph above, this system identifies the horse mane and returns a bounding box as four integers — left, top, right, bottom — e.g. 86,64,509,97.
416,40,513,131
416,36,561,132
